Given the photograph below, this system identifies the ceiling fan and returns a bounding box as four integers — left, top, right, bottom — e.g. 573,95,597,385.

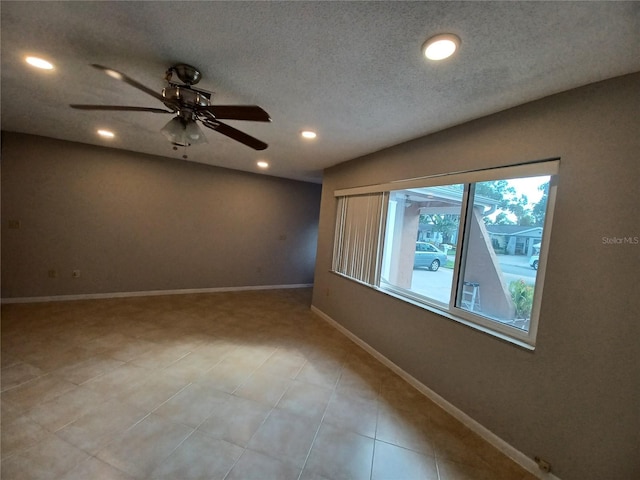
70,64,271,154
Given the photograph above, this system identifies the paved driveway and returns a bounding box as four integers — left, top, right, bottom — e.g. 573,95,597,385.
409,254,537,304
410,267,454,304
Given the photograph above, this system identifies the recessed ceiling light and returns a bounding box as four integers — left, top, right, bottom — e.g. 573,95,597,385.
422,34,460,61
25,56,54,70
301,130,317,139
97,129,115,138
257,161,269,169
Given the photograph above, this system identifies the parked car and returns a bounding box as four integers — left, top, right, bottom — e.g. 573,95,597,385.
414,242,448,271
529,254,539,270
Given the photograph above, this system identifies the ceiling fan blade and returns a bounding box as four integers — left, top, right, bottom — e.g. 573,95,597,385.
70,104,173,113
91,64,176,109
202,120,268,150
197,105,271,122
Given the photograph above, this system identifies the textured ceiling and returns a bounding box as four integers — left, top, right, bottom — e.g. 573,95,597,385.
2,1,639,183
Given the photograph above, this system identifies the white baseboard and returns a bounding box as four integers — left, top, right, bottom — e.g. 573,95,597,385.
310,305,561,480
1,284,313,304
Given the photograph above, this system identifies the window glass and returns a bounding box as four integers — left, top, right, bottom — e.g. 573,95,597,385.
380,186,463,306
457,176,550,332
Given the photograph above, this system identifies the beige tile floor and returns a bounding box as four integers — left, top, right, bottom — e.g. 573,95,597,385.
1,288,537,480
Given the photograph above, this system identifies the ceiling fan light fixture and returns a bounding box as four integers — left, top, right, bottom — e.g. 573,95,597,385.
161,116,208,146
422,33,460,61
25,56,54,70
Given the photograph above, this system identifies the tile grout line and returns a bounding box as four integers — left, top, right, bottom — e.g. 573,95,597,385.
223,350,340,480
91,378,194,474
227,344,279,396
369,380,382,480
219,345,286,480
295,360,346,480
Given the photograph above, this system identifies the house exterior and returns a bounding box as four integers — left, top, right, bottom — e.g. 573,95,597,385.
414,185,497,246
485,225,543,256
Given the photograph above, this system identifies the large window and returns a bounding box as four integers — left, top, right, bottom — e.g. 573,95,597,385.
331,160,558,348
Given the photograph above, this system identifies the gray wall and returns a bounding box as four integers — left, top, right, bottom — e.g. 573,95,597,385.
1,133,321,298
312,73,639,480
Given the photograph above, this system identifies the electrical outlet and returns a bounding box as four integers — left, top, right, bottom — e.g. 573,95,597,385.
8,220,21,229
534,456,551,473
72,270,81,278
48,269,57,279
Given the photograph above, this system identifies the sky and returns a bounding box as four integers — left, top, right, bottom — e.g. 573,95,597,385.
486,175,550,223
506,175,549,205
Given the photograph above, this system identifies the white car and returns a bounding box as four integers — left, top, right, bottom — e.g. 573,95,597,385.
529,254,539,270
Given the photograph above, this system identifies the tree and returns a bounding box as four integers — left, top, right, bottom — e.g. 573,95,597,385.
458,179,550,226
475,180,516,211
477,180,552,226
419,213,458,245
489,212,516,225
507,193,537,226
531,182,549,226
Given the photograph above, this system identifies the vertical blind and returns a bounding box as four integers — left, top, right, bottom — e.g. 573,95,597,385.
332,192,387,285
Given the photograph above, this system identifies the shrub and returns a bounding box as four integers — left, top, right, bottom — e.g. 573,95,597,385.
509,279,534,319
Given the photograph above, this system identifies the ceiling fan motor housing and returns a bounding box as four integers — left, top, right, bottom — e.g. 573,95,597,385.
163,86,210,108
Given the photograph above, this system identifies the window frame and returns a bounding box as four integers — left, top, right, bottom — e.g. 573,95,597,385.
331,159,559,349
